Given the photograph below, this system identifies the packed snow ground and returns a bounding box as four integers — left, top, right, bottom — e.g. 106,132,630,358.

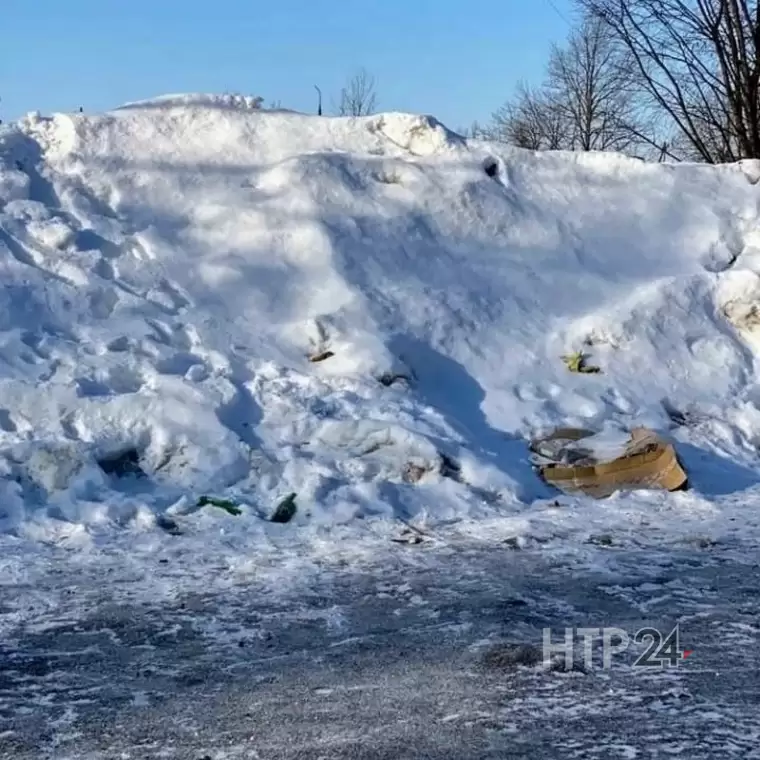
4,538,760,759
2,93,760,573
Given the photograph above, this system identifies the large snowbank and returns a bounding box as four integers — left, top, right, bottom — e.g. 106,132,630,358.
1,94,760,550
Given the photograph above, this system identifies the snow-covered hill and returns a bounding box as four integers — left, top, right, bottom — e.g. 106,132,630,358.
2,94,760,552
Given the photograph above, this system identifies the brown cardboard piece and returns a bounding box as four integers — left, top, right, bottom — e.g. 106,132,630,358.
529,426,688,499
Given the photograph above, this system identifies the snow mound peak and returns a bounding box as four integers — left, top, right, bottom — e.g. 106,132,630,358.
364,112,466,155
1,95,760,541
116,92,270,112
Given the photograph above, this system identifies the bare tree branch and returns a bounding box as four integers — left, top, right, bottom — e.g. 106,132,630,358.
579,0,760,162
547,15,645,150
489,14,656,154
490,82,569,149
334,68,378,116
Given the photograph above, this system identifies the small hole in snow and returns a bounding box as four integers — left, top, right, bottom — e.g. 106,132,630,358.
483,157,499,178
97,448,147,479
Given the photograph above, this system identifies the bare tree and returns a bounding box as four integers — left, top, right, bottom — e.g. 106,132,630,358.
335,68,378,116
488,14,653,153
455,120,495,139
491,82,569,148
547,14,645,151
579,0,760,162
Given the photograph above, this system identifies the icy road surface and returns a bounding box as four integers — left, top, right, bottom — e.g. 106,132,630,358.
2,535,759,759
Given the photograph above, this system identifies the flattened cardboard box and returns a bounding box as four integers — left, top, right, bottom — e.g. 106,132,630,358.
530,426,688,499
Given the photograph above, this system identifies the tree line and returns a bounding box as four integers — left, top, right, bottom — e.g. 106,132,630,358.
27,1,742,164
6,2,757,164
475,0,760,163
331,1,760,164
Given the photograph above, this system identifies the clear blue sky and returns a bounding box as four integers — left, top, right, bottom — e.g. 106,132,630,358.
0,0,574,129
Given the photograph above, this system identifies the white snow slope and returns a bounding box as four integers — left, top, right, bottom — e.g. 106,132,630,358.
2,94,760,561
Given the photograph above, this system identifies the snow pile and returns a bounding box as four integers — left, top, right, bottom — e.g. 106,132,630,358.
1,94,760,546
